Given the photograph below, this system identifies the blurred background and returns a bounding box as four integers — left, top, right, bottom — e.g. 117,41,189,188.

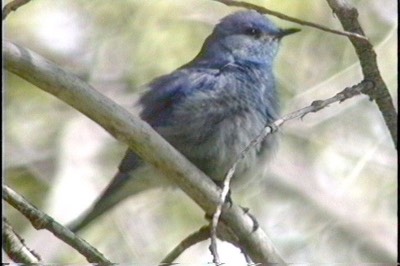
3,0,397,264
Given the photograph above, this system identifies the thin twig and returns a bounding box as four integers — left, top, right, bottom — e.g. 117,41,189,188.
2,218,41,263
2,185,113,264
210,165,236,264
244,80,371,164
213,0,367,40
2,0,31,20
161,226,210,264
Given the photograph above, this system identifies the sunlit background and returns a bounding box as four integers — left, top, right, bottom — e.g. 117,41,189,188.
3,0,397,264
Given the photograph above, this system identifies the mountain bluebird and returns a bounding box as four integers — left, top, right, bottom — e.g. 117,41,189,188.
68,10,299,232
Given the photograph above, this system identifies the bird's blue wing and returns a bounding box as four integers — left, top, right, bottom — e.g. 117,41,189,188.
116,67,220,181
139,67,220,127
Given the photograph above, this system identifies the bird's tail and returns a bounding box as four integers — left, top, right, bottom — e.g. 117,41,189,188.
67,165,167,233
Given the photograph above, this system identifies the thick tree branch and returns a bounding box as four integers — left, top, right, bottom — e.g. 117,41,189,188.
3,40,285,264
325,0,397,148
2,185,112,264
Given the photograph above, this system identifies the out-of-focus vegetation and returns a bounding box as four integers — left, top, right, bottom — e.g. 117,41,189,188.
3,0,397,264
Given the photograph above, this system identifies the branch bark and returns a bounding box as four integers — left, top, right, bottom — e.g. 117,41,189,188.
2,218,41,263
2,185,112,264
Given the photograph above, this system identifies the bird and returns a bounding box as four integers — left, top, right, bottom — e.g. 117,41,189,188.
67,10,299,233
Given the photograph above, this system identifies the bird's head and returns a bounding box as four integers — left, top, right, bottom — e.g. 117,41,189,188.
203,10,299,66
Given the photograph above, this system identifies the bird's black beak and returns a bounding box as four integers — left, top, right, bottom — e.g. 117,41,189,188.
276,28,301,39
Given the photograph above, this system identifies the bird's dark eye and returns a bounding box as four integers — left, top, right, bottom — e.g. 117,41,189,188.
244,27,262,38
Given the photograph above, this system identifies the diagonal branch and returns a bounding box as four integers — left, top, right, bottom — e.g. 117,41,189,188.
2,185,112,264
2,218,41,263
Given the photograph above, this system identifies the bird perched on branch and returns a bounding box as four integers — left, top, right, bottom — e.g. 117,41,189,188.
68,10,299,232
